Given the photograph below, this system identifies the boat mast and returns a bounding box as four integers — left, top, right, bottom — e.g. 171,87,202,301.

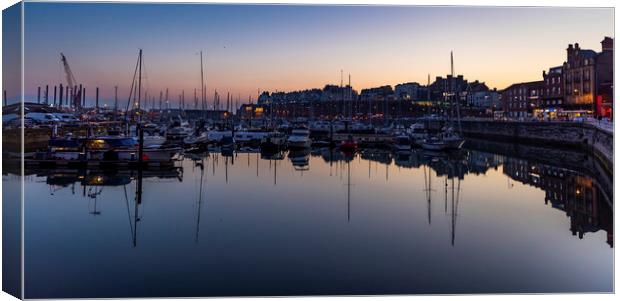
124,50,141,134
452,51,463,134
137,49,142,124
200,50,206,116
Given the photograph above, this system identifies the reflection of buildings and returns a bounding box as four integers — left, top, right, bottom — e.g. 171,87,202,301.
503,158,613,247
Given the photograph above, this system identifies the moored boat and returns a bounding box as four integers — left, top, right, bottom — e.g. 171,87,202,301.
287,127,312,149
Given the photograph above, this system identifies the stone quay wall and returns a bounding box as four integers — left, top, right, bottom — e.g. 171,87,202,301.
460,120,613,174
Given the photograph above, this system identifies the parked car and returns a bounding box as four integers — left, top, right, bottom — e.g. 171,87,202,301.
25,112,60,124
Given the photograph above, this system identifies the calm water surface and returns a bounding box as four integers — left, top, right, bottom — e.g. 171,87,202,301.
12,145,613,298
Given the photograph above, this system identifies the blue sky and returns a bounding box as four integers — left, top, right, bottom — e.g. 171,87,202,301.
5,2,614,106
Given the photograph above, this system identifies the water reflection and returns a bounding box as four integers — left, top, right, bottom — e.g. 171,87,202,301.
15,143,613,297
19,145,613,249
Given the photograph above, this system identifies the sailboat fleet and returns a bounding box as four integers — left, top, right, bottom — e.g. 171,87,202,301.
26,50,465,168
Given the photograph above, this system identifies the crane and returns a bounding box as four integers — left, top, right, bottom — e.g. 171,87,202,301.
60,52,80,107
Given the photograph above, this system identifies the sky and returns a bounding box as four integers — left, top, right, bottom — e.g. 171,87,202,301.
5,2,615,106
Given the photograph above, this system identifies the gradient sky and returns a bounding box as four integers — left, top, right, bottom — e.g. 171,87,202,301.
10,3,616,106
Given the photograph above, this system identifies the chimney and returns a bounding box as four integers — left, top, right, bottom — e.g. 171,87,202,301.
567,44,574,58
601,36,613,52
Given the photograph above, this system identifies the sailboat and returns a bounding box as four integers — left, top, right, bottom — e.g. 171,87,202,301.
339,74,358,152
421,52,465,151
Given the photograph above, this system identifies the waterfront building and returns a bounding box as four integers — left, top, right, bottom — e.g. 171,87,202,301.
538,66,564,118
321,84,356,101
467,90,501,110
239,104,266,120
395,82,423,100
428,75,468,103
359,85,394,101
561,38,614,117
501,81,544,119
595,37,613,118
562,43,597,112
183,109,229,121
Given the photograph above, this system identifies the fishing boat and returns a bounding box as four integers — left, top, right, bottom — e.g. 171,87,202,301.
287,127,312,149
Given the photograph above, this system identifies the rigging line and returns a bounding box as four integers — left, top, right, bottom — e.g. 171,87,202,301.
124,51,141,119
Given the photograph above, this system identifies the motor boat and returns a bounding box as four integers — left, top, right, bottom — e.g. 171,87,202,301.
183,132,209,146
420,127,464,151
287,128,312,149
234,130,269,147
340,135,358,152
407,122,427,146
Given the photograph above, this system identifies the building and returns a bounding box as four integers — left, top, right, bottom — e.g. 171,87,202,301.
238,104,266,119
501,81,544,119
557,38,614,117
321,84,356,102
562,42,597,111
359,85,394,101
428,75,468,102
467,90,501,110
595,37,613,118
538,66,564,118
395,82,423,100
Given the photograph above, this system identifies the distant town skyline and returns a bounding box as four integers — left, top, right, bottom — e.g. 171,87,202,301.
3,2,614,106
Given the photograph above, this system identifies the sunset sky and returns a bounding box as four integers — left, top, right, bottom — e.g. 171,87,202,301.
4,2,615,106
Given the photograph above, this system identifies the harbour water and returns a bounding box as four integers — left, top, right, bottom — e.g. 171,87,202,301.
9,144,613,298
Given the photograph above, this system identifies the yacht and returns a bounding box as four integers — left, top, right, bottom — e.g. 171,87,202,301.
420,128,464,151
234,130,269,147
143,133,167,148
407,122,427,145
183,132,209,146
207,130,233,145
287,128,312,149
